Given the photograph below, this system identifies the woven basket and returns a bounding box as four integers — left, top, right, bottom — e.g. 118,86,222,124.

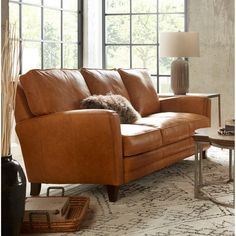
21,196,89,233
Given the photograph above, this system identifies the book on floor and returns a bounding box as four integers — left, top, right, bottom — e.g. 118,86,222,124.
225,119,235,132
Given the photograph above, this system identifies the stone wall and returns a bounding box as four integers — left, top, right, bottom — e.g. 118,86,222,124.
188,0,234,127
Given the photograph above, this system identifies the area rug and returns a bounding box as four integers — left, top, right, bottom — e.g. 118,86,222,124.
21,147,234,236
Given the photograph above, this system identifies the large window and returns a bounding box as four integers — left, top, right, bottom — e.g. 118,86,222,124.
103,0,186,93
9,0,83,73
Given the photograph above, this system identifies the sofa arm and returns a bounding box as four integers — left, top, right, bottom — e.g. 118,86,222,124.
160,96,211,119
15,109,123,185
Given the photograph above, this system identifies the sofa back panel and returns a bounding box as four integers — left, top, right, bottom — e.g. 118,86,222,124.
80,68,130,100
118,69,160,116
20,69,91,116
15,83,35,123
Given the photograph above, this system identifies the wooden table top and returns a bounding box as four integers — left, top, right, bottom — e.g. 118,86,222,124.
193,128,235,148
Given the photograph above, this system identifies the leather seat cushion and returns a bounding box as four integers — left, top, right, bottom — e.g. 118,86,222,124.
121,124,162,156
135,112,210,145
148,112,210,133
20,69,91,116
80,68,130,100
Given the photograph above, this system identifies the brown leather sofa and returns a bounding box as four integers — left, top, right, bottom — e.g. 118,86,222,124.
15,68,211,201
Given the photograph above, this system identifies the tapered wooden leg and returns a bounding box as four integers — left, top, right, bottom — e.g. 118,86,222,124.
106,185,120,202
30,183,41,196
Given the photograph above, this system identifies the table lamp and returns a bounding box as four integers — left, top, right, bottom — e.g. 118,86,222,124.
159,32,200,95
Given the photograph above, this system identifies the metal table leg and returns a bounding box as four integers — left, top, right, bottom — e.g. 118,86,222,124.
194,142,200,198
199,144,203,186
228,149,233,182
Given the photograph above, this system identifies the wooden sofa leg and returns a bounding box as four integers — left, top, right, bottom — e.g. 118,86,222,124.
30,183,41,196
106,185,120,202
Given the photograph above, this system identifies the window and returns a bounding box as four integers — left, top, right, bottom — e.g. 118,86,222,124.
103,0,186,93
9,0,83,73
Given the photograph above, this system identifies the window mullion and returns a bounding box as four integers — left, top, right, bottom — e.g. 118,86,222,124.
61,0,63,68
129,0,132,68
102,0,105,68
41,0,44,69
19,0,23,74
184,0,188,31
157,0,159,92
77,0,80,68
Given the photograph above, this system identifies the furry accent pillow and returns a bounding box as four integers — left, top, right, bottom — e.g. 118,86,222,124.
80,94,141,124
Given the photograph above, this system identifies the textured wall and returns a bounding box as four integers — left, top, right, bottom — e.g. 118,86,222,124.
188,0,234,127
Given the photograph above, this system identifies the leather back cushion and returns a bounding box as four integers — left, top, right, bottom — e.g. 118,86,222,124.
20,69,91,116
80,68,130,100
118,69,160,116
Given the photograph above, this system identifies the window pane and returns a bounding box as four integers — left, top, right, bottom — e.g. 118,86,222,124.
22,0,41,5
43,42,61,68
63,12,78,42
159,14,185,32
106,16,130,44
63,44,78,68
22,41,41,73
132,46,157,74
44,9,61,41
9,3,20,38
44,0,61,8
9,0,82,72
159,0,185,13
105,0,130,13
159,76,172,93
132,15,157,44
159,57,174,75
104,0,186,93
106,46,130,68
63,0,78,11
132,0,157,13
22,5,41,40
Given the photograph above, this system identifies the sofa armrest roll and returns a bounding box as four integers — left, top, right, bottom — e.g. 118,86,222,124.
160,96,211,119
15,109,123,185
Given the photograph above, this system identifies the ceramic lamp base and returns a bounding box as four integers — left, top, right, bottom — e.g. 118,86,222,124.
171,57,189,95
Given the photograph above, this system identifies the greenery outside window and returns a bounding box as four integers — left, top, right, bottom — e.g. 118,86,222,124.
103,0,186,93
9,0,83,74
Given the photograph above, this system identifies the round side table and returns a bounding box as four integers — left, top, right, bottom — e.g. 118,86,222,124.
193,128,234,208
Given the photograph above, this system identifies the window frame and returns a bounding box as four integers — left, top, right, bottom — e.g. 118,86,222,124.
9,0,83,73
102,0,188,92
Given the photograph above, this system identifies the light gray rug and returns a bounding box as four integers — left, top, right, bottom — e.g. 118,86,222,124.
21,147,234,236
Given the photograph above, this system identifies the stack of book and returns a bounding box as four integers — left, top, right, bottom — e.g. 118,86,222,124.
225,119,235,133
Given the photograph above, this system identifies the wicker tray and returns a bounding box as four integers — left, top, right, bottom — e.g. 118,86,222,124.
21,196,89,233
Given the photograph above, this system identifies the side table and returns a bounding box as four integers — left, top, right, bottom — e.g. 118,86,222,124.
159,93,221,126
193,128,234,208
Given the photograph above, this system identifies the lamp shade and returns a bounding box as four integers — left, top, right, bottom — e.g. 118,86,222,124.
159,32,200,57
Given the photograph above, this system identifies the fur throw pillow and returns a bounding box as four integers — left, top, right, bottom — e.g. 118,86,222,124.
80,94,141,124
